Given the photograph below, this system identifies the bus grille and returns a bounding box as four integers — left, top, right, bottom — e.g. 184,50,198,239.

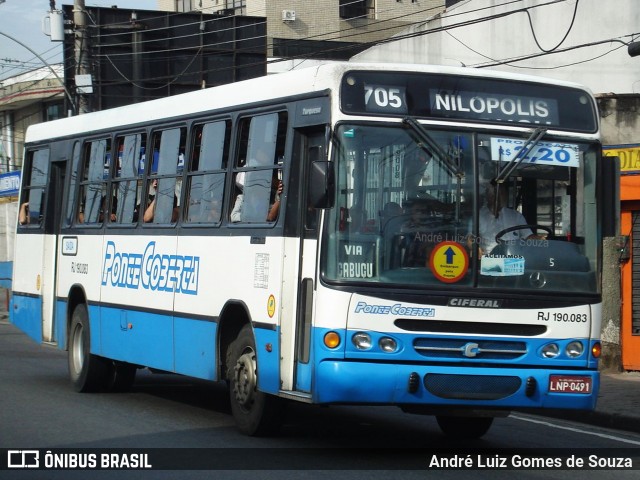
413,338,527,360
424,374,522,400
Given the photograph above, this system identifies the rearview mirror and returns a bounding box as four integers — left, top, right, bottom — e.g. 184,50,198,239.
309,160,335,209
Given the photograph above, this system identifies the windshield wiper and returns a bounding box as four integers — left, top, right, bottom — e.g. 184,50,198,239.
492,127,547,185
402,117,465,179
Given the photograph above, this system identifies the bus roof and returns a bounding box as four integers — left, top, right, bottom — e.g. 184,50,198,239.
25,61,595,144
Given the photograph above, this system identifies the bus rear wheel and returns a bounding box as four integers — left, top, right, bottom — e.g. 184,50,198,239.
227,324,283,436
436,415,494,439
68,303,108,392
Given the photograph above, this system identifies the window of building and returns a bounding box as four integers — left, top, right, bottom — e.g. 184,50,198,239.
339,0,372,19
175,0,193,12
45,102,65,122
225,0,245,14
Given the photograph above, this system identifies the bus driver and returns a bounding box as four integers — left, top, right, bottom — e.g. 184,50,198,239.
472,182,546,254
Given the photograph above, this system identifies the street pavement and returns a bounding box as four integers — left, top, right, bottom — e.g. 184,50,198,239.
1,287,638,434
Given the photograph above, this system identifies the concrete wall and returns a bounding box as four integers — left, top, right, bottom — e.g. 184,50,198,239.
0,200,16,288
353,0,640,95
0,201,17,264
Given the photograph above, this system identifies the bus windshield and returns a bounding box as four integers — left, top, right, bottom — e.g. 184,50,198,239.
323,123,599,294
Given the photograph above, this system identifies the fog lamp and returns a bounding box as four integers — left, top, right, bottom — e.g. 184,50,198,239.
352,332,372,350
566,341,584,358
542,343,560,358
379,337,398,353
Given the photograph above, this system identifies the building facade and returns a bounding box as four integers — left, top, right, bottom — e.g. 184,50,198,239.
0,65,65,174
158,0,446,59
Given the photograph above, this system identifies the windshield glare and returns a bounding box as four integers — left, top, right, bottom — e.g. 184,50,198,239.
323,123,599,294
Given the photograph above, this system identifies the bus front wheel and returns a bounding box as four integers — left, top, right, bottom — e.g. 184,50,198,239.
227,324,283,436
436,415,494,439
68,304,108,392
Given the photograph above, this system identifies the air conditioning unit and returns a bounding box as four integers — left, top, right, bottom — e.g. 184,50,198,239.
282,10,296,21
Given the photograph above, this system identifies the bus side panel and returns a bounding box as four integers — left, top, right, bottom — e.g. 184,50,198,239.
11,293,43,344
254,326,281,395
174,317,217,380
55,298,68,349
88,303,102,355
99,306,174,372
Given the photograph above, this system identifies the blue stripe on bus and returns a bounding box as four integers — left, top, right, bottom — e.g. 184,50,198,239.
174,316,217,380
51,301,281,391
310,326,599,408
253,327,280,395
333,329,595,367
55,300,67,349
314,360,599,410
99,306,175,373
10,293,42,344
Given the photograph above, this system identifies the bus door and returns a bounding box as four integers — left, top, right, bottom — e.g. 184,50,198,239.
281,128,326,394
40,154,66,343
13,148,65,344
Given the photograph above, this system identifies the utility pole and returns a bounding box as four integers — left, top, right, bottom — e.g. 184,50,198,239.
74,0,92,114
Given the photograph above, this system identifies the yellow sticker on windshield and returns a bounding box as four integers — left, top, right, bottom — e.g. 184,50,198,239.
429,241,469,283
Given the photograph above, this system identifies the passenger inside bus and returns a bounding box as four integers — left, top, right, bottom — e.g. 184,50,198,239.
18,201,29,225
230,170,283,222
380,201,402,232
77,194,117,223
401,198,438,267
143,178,178,223
474,182,542,254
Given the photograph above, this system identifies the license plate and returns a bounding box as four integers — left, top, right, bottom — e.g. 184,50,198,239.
549,375,592,394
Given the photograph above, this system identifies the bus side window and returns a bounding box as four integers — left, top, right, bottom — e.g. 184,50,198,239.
185,120,230,224
231,112,287,223
143,127,185,224
63,142,82,227
78,139,111,225
19,148,50,227
112,133,146,225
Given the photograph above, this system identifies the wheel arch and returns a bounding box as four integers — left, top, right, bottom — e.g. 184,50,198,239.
65,284,88,351
217,300,253,380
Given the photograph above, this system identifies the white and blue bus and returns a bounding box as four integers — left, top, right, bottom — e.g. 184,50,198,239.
11,62,613,437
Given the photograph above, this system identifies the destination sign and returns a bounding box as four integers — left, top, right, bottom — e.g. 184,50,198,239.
340,70,598,133
429,90,559,125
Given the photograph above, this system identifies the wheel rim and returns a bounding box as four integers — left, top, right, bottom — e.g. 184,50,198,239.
233,346,257,410
70,323,84,374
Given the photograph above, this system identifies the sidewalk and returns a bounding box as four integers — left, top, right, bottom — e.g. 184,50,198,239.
549,371,640,434
0,287,638,433
0,287,7,323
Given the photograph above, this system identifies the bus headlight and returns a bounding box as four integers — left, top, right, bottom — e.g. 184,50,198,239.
379,337,398,353
352,332,372,350
566,341,584,358
541,343,560,358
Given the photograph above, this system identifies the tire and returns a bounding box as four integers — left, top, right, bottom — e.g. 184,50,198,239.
227,324,283,436
436,416,494,439
105,362,137,393
68,304,109,392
